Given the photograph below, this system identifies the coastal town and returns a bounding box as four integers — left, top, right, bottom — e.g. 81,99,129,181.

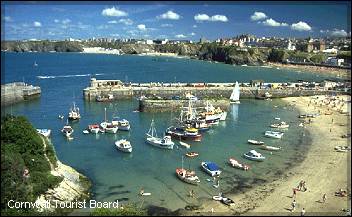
1,2,351,217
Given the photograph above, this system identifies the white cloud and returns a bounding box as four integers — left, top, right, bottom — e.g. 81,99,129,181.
262,18,288,27
330,29,348,37
118,18,133,25
62,19,71,24
4,16,13,22
211,15,228,22
175,34,187,38
291,21,312,31
102,6,128,17
54,19,59,23
137,24,146,31
108,20,118,24
250,12,267,21
161,23,173,27
194,14,210,21
33,21,42,27
194,14,228,22
157,10,181,20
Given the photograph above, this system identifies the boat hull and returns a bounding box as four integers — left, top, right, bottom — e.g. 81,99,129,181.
176,168,200,185
243,154,265,161
201,162,221,177
146,137,174,149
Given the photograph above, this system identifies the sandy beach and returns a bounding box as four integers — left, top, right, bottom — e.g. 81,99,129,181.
190,95,351,216
268,62,351,80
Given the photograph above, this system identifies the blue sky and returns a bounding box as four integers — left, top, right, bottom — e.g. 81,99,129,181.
2,1,351,40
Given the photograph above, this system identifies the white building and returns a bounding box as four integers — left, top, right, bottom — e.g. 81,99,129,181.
322,48,338,54
146,40,154,45
325,57,344,66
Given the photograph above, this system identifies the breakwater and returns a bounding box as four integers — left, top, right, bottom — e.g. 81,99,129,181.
83,79,347,102
1,82,41,107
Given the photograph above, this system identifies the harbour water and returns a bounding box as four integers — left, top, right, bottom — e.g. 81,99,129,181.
1,52,333,211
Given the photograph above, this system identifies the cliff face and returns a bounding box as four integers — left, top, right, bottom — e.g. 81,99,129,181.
1,40,271,65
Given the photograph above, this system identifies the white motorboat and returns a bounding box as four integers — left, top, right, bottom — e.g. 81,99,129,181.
270,121,290,129
265,131,284,139
117,119,131,131
243,150,265,161
247,139,265,145
260,145,281,151
230,81,241,104
115,139,132,153
36,129,51,137
105,124,118,134
83,130,89,134
61,125,73,137
146,119,174,149
201,161,222,177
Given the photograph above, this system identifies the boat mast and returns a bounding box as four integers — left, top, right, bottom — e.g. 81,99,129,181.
104,107,107,122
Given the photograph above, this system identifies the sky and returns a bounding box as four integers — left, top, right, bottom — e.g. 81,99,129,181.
2,1,351,41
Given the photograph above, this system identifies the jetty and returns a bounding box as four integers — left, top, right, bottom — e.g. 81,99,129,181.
1,82,41,107
83,78,350,112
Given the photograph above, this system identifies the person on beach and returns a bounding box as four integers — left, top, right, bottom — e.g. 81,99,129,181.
301,208,306,216
298,180,303,191
291,200,296,212
322,193,327,203
302,181,307,192
293,188,297,198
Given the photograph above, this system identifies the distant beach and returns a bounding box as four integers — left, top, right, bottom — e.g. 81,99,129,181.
191,95,350,215
268,62,351,80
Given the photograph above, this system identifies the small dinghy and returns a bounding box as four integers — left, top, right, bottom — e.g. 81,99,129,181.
221,197,235,206
229,158,250,170
243,150,266,161
185,152,199,158
334,146,350,152
179,141,191,149
247,139,265,145
265,131,284,139
83,130,89,134
260,145,281,151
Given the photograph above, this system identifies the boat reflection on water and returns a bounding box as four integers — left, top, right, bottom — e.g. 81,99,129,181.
231,104,239,123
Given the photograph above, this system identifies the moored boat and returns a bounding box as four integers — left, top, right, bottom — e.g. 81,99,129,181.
201,161,222,177
265,131,284,139
117,119,131,131
229,158,249,170
146,119,174,149
243,150,265,161
247,139,265,145
260,145,281,151
176,168,200,185
270,121,289,129
230,81,241,104
105,124,118,134
61,125,73,138
185,152,199,158
68,102,81,121
36,129,51,137
88,124,100,134
115,139,132,153
165,126,202,142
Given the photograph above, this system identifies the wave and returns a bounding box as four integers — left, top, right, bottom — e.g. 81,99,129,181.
37,73,104,79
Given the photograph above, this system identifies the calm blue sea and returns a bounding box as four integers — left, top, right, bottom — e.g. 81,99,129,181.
2,52,329,211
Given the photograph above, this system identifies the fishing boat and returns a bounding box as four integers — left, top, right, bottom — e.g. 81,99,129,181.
247,139,265,145
183,119,210,132
185,152,199,158
270,121,289,129
265,131,284,139
260,145,281,151
176,156,200,185
68,102,81,121
36,129,51,137
146,119,174,149
115,139,132,153
179,141,191,149
243,150,265,161
198,101,227,122
229,158,250,170
61,125,73,138
201,161,222,177
88,124,100,134
117,119,131,131
165,126,202,142
230,81,241,104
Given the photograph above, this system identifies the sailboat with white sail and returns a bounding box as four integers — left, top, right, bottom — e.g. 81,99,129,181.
230,81,241,104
